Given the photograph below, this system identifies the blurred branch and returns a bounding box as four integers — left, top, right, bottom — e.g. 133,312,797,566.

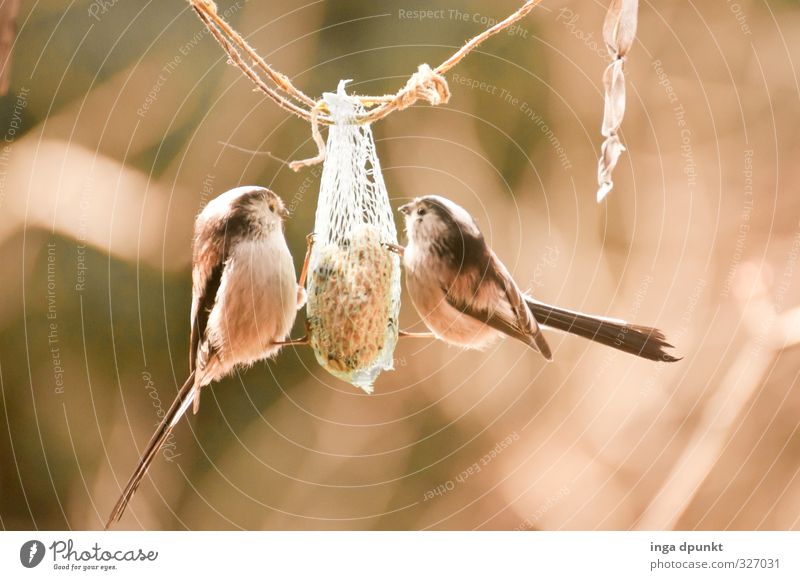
0,0,20,95
2,136,189,268
775,306,800,349
635,263,784,529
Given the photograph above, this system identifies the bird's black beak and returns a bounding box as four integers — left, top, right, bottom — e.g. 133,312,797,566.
399,203,412,215
279,206,290,219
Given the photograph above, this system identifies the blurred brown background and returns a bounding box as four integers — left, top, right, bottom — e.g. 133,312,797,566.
1,0,799,530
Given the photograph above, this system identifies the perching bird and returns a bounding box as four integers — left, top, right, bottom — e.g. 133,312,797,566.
398,195,678,362
105,186,306,528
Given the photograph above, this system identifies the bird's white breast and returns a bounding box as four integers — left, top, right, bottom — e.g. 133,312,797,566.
208,234,298,369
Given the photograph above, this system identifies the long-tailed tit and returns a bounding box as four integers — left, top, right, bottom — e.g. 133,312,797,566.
105,186,307,528
398,195,678,362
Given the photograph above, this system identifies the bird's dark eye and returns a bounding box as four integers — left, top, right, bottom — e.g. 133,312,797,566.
417,207,426,216
269,204,275,213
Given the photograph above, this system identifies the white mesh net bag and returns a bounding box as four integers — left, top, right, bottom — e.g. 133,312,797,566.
305,81,401,393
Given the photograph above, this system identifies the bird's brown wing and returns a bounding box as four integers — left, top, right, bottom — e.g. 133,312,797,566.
189,222,227,374
447,251,552,360
189,262,223,373
441,287,523,338
187,228,228,415
488,253,552,359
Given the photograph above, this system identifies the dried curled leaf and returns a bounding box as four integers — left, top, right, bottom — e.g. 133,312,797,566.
603,0,638,57
601,59,627,136
596,0,638,202
597,135,626,201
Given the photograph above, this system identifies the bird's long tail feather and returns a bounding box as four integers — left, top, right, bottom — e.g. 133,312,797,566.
105,370,197,529
525,297,679,362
